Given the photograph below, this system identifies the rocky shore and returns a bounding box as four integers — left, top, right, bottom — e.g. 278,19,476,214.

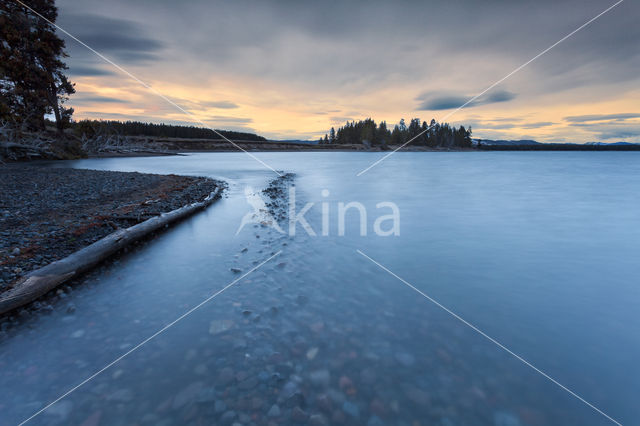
0,165,222,293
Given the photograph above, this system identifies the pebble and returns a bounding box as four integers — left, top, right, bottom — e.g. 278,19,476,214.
172,382,203,409
367,415,384,426
214,400,227,413
220,410,236,424
44,400,73,420
217,367,235,385
238,376,258,390
309,369,330,388
309,414,329,426
267,404,281,417
108,388,134,403
71,329,85,338
306,347,319,360
494,411,522,426
395,352,416,367
342,401,360,419
209,319,234,335
291,406,309,422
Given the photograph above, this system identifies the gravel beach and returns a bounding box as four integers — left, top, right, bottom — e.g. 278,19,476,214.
0,165,222,292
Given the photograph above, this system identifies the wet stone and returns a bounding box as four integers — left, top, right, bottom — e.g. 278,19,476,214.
195,386,216,403
309,369,330,388
251,396,264,410
217,367,235,385
494,411,522,426
258,371,270,382
220,410,236,424
342,401,360,419
284,391,306,408
267,404,281,417
214,400,227,414
209,319,234,335
108,388,134,403
367,415,384,426
238,376,258,390
309,413,329,426
306,346,319,360
44,400,73,420
395,352,416,367
291,406,310,422
172,382,203,409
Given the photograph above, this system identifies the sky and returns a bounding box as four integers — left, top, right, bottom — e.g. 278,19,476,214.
54,0,640,142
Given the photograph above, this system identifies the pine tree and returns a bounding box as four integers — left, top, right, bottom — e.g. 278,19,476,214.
329,127,336,144
0,0,75,131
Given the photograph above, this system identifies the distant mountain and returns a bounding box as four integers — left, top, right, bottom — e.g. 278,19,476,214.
474,139,541,146
584,141,639,146
476,139,639,146
270,139,318,144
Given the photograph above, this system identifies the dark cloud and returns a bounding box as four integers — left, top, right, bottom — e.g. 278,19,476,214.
596,127,640,140
207,116,253,125
56,0,640,93
521,121,555,129
81,111,154,121
199,101,239,109
563,120,640,142
71,95,130,104
330,116,354,124
416,90,517,111
564,113,640,123
57,13,164,64
67,65,115,76
464,121,516,130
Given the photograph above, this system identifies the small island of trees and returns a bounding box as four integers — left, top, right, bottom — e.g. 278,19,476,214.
319,118,472,149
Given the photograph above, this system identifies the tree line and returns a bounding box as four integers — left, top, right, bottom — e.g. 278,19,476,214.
1,0,74,132
71,119,267,141
319,118,472,148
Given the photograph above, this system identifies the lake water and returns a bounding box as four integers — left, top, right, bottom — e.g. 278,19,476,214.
1,152,639,425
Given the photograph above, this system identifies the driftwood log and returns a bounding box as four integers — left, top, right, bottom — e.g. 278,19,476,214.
0,188,221,315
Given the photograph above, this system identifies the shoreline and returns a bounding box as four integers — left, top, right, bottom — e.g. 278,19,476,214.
0,165,225,302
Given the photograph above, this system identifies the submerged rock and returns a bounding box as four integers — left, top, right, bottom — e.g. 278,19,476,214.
342,401,360,419
395,351,416,367
214,400,227,413
209,319,234,335
267,404,281,417
306,346,319,360
494,411,522,426
309,413,329,426
291,406,310,422
219,410,236,424
309,369,330,388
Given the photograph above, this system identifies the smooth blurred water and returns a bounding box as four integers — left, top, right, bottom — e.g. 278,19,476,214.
1,152,639,425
